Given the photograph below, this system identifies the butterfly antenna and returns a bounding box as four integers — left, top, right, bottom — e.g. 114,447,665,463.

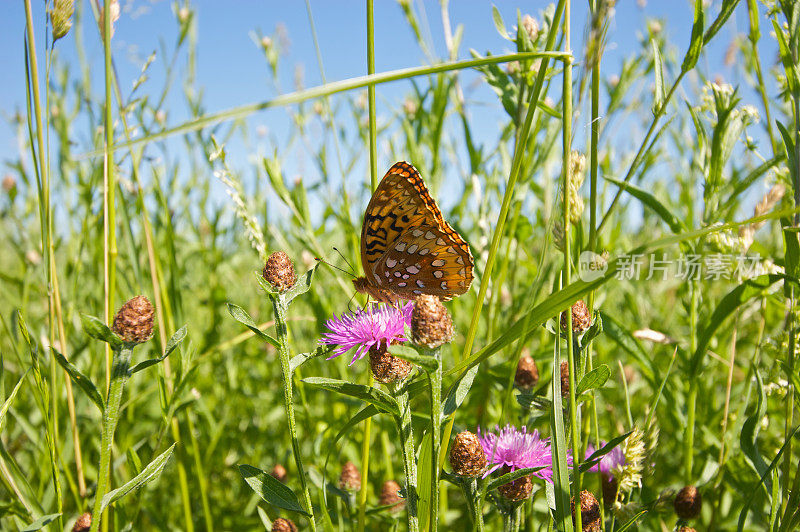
315,256,356,278
332,247,357,277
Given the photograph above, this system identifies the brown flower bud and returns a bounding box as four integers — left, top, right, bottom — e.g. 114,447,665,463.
113,296,155,344
560,300,592,333
497,471,533,501
263,251,297,292
560,361,570,397
339,461,362,492
571,490,601,532
369,344,413,384
677,527,697,532
2,175,14,192
411,295,453,348
601,473,618,507
515,355,539,389
379,480,405,513
270,463,287,483
271,517,298,532
449,431,487,477
72,512,91,532
674,485,702,519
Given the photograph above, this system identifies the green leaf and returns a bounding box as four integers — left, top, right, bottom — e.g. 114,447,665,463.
226,303,279,348
615,510,647,532
487,466,547,491
417,431,432,531
289,345,335,374
690,275,787,375
239,464,311,516
284,264,318,304
302,377,399,416
0,368,30,433
651,39,665,114
129,325,188,374
703,0,741,45
330,404,381,448
739,367,771,493
681,0,705,72
20,513,61,532
576,364,610,396
442,365,478,419
777,120,798,193
491,6,510,40
605,175,686,234
101,443,177,512
52,349,103,412
80,313,122,350
390,344,439,372
580,432,632,473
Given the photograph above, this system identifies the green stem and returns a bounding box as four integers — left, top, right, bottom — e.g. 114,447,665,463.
356,403,372,532
394,387,419,532
90,347,132,532
462,476,484,531
427,347,442,531
272,295,316,530
684,281,699,482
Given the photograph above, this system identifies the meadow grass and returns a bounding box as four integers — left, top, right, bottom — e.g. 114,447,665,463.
1,0,800,530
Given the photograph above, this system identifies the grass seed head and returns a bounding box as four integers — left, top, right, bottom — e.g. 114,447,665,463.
113,295,155,345
271,518,297,532
411,294,453,348
514,354,539,389
263,251,297,292
50,0,74,41
571,490,601,532
339,461,361,492
674,485,702,519
449,431,487,477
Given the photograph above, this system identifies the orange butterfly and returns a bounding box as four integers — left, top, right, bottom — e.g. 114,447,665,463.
353,162,474,303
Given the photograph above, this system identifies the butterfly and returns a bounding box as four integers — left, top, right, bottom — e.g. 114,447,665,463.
353,161,474,303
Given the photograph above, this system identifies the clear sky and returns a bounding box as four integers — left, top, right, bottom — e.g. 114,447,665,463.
0,1,774,199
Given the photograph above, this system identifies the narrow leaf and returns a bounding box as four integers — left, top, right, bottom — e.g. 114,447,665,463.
576,364,610,396
390,344,439,372
101,443,177,511
239,464,311,516
52,349,104,412
302,377,399,416
651,39,665,114
580,432,632,473
487,466,547,491
442,365,478,419
0,368,30,433
492,6,510,40
605,175,686,234
703,0,742,45
226,303,279,348
289,345,335,374
80,313,122,350
20,513,61,532
129,326,187,374
681,0,705,72
285,264,318,304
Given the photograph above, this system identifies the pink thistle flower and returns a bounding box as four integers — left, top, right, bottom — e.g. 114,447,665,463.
585,441,625,477
320,302,413,365
478,425,561,482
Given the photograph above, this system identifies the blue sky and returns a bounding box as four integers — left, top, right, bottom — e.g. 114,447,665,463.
0,1,776,207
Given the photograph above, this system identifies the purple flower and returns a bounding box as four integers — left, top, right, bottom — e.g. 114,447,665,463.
585,441,625,476
478,425,558,482
320,302,413,365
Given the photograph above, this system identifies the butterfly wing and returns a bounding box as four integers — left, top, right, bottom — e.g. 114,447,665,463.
371,224,473,300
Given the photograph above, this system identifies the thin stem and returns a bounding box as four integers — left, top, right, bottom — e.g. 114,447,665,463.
89,347,132,532
746,0,777,155
272,295,316,530
427,347,443,531
684,281,699,482
395,388,419,532
367,0,377,190
356,408,372,532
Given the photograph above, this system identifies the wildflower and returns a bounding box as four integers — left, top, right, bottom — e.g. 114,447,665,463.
271,518,297,532
263,251,296,292
560,299,591,333
449,431,487,477
674,485,702,519
514,355,539,389
411,295,453,348
379,480,405,513
50,0,74,42
72,513,91,532
320,302,413,365
369,344,413,383
113,296,155,345
478,425,559,482
339,461,361,492
270,463,287,483
572,490,601,532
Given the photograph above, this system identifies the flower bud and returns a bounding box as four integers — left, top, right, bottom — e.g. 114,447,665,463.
497,471,533,501
339,461,362,492
369,344,413,384
270,463,287,483
560,361,570,397
2,175,16,193
521,14,539,41
449,431,487,477
271,518,297,532
113,296,155,345
560,300,591,333
674,485,702,519
514,355,539,389
263,251,297,292
677,527,697,532
411,295,453,348
572,490,601,532
379,480,405,513
601,473,618,507
72,513,91,532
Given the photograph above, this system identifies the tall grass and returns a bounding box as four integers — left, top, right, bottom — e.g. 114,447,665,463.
2,1,799,530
